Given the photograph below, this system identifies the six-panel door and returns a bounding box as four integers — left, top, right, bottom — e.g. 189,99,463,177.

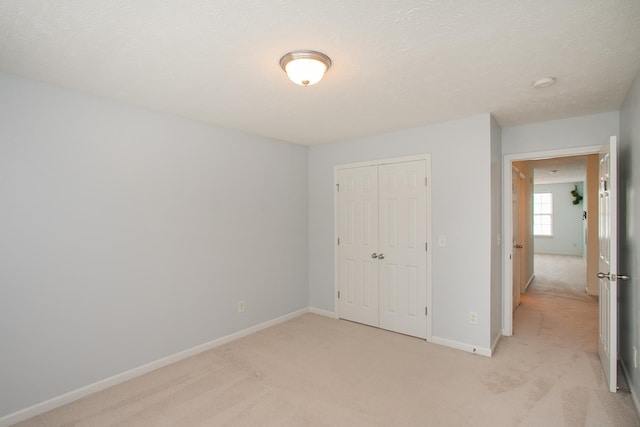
338,160,428,339
378,161,428,338
598,137,618,393
338,166,379,327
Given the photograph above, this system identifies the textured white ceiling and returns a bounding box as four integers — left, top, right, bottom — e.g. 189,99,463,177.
531,156,588,185
1,1,639,145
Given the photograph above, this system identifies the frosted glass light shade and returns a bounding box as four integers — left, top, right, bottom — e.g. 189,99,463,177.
280,51,331,87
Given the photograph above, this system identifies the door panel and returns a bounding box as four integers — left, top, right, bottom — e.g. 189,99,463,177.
598,136,617,393
338,166,379,327
512,167,521,311
378,161,427,338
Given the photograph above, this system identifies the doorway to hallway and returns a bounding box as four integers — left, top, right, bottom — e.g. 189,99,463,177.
528,254,588,299
513,253,595,347
504,139,621,393
503,145,602,335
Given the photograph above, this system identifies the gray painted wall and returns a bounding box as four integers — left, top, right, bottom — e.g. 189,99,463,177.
502,108,639,400
1,68,634,421
308,114,495,351
533,182,585,256
490,116,503,345
619,70,640,409
0,73,309,417
502,111,620,155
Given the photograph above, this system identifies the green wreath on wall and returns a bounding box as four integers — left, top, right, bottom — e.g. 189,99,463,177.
571,185,583,205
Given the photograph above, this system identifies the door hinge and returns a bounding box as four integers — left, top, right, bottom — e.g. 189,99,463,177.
425,177,428,186
337,237,340,246
336,183,340,192
338,291,341,299
425,242,428,252
425,306,428,316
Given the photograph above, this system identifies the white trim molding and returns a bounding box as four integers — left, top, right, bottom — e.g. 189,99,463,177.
621,359,640,420
1,306,505,426
491,333,502,356
308,307,338,318
524,274,535,292
0,308,309,427
431,336,492,357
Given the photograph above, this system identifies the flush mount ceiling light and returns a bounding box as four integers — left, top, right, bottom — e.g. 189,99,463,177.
280,50,331,87
532,76,556,89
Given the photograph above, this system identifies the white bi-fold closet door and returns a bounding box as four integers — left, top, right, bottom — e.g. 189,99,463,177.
337,158,429,339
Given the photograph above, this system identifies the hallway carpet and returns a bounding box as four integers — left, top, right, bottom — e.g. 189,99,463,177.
15,256,639,426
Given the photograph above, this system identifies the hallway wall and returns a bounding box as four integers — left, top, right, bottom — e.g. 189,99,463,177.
619,69,640,411
533,182,585,256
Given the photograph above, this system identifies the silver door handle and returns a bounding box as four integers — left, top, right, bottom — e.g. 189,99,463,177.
378,254,385,260
613,274,631,281
371,253,378,259
597,272,631,281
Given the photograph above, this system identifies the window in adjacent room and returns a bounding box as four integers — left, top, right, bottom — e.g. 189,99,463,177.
533,192,553,236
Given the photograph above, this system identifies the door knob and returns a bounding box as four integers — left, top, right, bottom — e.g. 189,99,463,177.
371,253,378,259
378,254,385,260
515,244,523,249
598,272,631,281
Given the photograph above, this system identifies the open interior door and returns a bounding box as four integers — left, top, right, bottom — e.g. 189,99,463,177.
512,166,521,311
598,136,618,393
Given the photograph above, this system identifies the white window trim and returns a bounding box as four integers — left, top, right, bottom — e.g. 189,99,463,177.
533,192,553,237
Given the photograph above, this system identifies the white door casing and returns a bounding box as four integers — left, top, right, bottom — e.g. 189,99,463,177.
337,166,379,327
598,136,618,393
512,166,521,312
502,145,603,336
378,161,428,338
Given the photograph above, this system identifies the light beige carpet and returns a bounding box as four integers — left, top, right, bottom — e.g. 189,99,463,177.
15,256,640,426
529,253,589,297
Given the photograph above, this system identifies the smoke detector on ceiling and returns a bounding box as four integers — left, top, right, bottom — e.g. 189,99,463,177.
532,77,556,89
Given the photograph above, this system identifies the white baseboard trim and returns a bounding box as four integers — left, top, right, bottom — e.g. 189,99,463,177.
491,333,502,356
0,308,309,427
431,336,492,357
524,274,535,291
620,359,640,419
308,307,337,319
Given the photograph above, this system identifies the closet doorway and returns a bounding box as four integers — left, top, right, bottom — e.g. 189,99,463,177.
334,155,432,339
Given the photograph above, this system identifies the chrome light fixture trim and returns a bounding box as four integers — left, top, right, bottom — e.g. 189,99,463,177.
279,50,332,86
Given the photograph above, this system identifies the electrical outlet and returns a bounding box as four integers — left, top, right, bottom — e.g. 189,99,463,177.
469,312,478,324
238,300,246,313
438,236,447,247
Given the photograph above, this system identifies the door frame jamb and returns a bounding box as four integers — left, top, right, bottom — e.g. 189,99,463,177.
502,145,602,336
